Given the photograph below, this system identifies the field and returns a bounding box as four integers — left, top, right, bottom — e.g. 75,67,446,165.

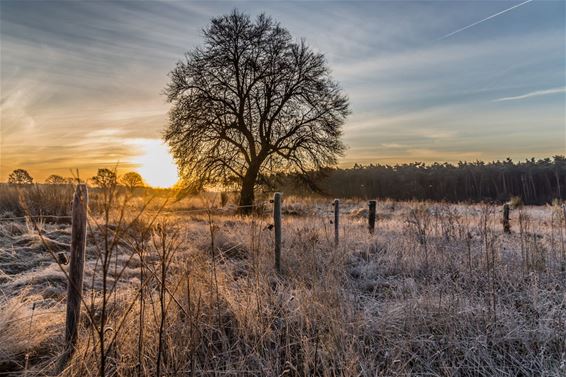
1,184,566,376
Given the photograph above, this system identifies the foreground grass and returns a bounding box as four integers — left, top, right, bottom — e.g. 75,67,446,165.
1,189,565,376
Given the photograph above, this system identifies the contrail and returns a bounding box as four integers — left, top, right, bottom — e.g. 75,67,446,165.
494,87,566,102
439,0,534,40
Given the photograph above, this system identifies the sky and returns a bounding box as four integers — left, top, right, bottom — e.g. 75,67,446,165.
1,0,565,186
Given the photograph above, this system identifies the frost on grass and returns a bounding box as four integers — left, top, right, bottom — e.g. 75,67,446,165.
0,199,565,376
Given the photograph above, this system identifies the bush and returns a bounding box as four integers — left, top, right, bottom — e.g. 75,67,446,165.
509,196,524,209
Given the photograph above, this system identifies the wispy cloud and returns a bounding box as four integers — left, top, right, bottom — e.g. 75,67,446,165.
494,87,566,102
439,0,534,40
0,0,564,179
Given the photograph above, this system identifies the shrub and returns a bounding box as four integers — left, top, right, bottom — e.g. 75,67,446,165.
510,195,524,209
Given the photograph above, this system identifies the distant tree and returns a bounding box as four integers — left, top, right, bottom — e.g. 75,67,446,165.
164,10,350,213
45,174,68,184
92,168,117,188
120,172,144,191
8,169,33,184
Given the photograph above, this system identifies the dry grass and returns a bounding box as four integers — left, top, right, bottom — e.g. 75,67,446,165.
1,190,565,376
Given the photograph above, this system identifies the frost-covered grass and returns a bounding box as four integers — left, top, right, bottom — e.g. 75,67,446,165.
1,194,565,376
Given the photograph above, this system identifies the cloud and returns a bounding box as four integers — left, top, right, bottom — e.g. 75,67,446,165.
380,143,408,149
493,87,566,102
1,0,564,180
335,29,561,81
98,107,167,122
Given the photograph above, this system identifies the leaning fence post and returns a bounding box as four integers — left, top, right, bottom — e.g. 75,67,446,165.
503,203,511,233
333,199,340,246
64,184,88,358
368,200,377,234
273,192,282,273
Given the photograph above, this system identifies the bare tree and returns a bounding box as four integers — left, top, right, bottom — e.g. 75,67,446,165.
8,169,33,184
164,10,349,212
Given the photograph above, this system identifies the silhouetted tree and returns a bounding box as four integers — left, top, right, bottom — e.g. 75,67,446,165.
164,10,349,212
120,172,144,191
8,169,33,184
92,168,117,189
45,174,68,184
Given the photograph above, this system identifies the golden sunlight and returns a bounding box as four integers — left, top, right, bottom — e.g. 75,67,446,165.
129,139,179,188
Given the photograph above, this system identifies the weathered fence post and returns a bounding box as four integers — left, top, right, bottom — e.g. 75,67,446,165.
368,200,377,234
64,184,88,359
273,192,282,273
503,203,510,234
333,199,340,246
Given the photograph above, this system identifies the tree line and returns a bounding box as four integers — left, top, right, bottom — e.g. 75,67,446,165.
7,157,566,205
5,168,145,190
269,156,566,205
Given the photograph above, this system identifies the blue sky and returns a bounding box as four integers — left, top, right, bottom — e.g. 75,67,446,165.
1,0,564,182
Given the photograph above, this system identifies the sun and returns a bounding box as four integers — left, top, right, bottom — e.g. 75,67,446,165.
129,139,179,188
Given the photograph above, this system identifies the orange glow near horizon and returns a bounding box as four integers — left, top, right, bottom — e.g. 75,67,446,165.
130,139,179,188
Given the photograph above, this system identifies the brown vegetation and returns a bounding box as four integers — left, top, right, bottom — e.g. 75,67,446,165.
1,185,566,376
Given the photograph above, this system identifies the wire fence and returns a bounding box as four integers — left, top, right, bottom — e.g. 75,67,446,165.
153,201,270,215
0,202,274,222
2,185,565,370
0,215,73,222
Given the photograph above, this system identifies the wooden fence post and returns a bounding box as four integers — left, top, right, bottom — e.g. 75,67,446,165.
64,184,88,358
368,200,377,234
333,199,340,246
273,192,282,273
503,203,510,234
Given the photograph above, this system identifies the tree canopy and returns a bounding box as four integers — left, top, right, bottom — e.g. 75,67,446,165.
120,172,144,191
8,169,33,184
270,156,566,204
91,168,117,189
164,10,349,210
45,175,69,184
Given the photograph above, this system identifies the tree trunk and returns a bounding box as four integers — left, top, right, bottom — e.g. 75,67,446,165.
238,163,260,214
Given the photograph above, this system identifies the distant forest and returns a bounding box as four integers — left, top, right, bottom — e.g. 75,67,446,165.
270,156,566,205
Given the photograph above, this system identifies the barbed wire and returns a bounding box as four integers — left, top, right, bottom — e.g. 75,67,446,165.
0,203,273,222
0,200,379,221
147,201,271,214
0,215,72,222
